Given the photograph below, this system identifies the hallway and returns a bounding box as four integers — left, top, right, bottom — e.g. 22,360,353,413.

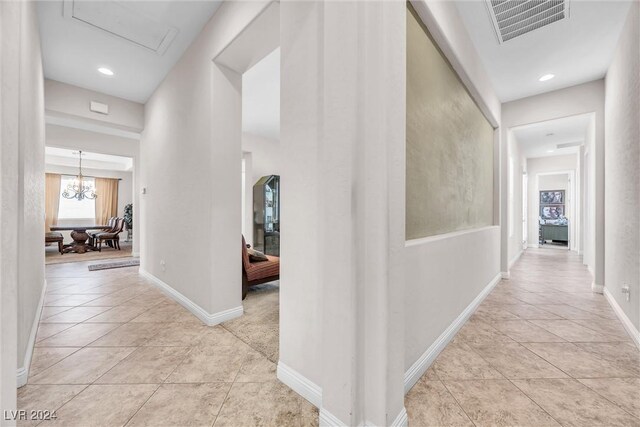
18,261,316,426
406,249,640,426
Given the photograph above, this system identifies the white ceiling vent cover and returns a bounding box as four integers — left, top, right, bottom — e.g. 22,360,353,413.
486,0,570,43
63,0,178,55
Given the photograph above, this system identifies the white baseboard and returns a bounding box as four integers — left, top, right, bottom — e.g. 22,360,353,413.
591,282,604,294
604,287,640,349
319,408,347,427
17,279,47,387
527,244,539,248
509,248,523,269
132,252,140,257
403,273,502,393
277,361,322,408
279,361,406,426
501,271,510,279
390,408,408,427
139,268,243,326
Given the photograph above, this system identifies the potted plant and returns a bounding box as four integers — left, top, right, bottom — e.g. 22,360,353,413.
124,203,133,241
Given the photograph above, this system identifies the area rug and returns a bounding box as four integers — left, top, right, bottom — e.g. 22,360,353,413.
46,241,133,265
88,259,140,271
222,282,279,363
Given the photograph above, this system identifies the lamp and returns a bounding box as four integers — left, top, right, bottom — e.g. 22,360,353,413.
62,151,97,201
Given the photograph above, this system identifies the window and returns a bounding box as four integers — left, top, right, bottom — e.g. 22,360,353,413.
58,175,96,220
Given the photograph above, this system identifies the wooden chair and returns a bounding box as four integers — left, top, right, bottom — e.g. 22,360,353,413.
241,236,279,299
45,232,64,254
90,216,116,246
96,218,125,251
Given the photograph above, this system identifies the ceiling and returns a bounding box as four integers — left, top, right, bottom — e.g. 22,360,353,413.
513,113,591,159
46,146,133,171
455,0,633,102
37,0,222,103
242,48,280,141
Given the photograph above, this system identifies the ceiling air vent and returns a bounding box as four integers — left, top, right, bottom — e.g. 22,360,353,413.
485,0,570,43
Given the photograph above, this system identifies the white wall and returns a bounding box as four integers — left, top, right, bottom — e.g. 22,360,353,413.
141,1,271,316
242,133,280,186
539,174,569,193
1,0,45,413
526,155,577,248
281,2,407,423
404,0,502,391
507,132,526,266
502,81,605,287
242,48,280,141
604,1,639,331
45,79,144,132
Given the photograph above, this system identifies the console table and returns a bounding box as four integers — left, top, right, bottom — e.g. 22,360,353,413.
540,224,568,244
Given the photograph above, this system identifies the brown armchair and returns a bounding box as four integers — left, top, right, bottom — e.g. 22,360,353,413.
242,236,279,300
45,232,64,254
95,218,125,251
90,216,117,246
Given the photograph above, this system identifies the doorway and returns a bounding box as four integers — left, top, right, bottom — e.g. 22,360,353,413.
44,146,135,264
536,171,575,250
225,43,282,363
209,1,282,364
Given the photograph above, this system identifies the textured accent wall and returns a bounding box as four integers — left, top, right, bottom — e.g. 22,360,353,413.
406,5,494,240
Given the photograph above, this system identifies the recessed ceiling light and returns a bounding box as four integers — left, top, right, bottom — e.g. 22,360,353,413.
98,67,114,76
539,74,555,82
546,150,555,153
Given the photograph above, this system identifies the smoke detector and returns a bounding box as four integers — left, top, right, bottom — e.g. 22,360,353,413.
486,0,570,43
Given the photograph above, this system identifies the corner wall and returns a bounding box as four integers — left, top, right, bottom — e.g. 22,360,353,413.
507,132,525,266
1,0,45,406
604,1,639,334
404,0,502,388
140,2,270,318
44,79,144,132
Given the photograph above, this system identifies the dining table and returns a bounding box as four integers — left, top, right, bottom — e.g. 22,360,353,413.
49,224,111,254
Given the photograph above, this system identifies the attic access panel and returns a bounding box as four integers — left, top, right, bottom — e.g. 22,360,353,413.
486,0,570,43
63,0,178,55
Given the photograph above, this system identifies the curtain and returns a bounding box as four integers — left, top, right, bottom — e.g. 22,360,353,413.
95,178,119,225
45,173,61,232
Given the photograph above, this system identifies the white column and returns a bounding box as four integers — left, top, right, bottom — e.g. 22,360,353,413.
281,1,406,425
0,2,20,422
210,63,243,313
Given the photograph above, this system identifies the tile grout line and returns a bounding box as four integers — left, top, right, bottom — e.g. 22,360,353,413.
573,377,640,421
439,379,479,427
211,349,247,427
506,378,565,426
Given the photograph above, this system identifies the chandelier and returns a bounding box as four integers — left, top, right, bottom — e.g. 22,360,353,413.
62,151,97,201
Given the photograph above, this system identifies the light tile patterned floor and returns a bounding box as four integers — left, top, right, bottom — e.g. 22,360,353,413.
19,261,317,427
406,248,640,427
21,249,640,426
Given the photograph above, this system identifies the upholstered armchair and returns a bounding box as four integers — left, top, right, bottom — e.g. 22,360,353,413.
45,232,64,254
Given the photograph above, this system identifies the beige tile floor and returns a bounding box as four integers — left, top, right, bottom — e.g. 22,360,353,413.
22,249,640,426
19,260,317,427
406,248,640,427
